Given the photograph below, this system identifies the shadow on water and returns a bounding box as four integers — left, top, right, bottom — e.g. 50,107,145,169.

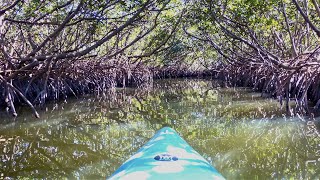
0,79,319,179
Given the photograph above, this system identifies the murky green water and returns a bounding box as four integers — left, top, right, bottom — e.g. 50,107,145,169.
0,79,319,179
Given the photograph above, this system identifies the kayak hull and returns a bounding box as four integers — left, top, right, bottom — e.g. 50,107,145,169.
108,127,224,179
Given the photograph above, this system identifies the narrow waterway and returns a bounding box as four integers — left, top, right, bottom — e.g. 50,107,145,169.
0,79,319,179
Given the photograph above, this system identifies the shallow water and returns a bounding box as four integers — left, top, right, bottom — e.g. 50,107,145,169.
0,79,319,179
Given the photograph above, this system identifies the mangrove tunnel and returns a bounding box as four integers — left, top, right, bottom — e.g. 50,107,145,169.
0,0,320,179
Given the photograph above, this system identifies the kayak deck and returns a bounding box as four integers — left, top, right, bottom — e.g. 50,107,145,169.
108,127,225,180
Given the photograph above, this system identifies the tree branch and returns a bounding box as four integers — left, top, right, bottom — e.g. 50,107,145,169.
292,0,320,37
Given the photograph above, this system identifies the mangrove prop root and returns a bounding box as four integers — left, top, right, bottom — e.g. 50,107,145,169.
0,60,154,117
213,54,320,114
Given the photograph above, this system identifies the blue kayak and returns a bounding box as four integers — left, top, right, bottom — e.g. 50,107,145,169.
108,127,225,179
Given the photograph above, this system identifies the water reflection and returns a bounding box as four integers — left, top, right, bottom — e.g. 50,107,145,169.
0,79,319,179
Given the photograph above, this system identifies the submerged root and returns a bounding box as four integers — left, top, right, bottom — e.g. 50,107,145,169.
0,60,153,117
213,55,320,114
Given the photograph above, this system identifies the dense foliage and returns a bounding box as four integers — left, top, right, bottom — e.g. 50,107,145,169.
184,0,320,114
0,0,185,116
1,0,320,116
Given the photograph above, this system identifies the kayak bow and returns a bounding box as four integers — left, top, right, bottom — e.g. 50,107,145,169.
108,127,225,180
